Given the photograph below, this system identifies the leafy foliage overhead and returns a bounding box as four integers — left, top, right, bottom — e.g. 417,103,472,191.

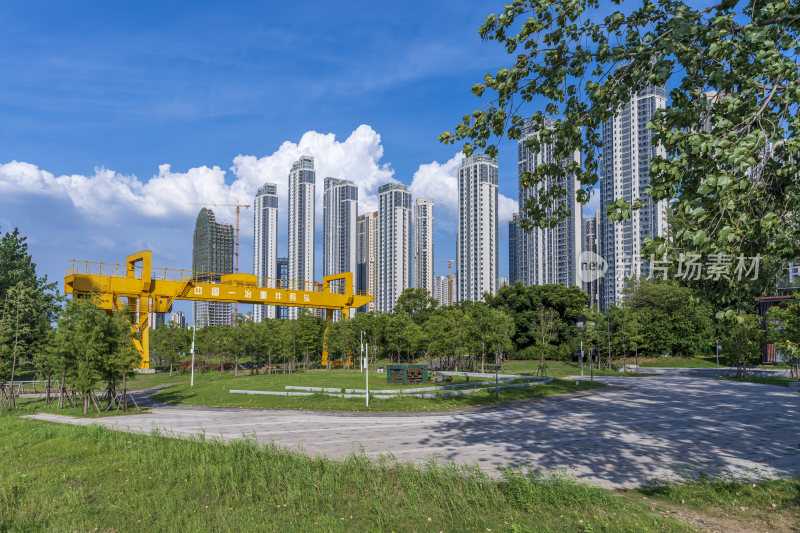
441,0,800,299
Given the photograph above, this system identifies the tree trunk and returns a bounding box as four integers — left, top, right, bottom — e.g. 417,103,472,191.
46,372,51,406
123,372,128,412
635,348,639,374
235,354,239,377
169,360,173,377
83,395,89,415
8,304,20,409
58,364,66,409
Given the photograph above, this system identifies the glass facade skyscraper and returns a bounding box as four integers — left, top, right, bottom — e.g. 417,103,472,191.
192,208,233,327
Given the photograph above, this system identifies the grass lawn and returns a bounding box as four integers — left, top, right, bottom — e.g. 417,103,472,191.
638,356,719,368
502,359,659,378
0,416,695,532
5,416,798,532
149,370,605,412
718,376,797,388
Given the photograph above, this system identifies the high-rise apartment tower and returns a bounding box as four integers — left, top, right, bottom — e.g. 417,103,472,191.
517,118,583,287
253,183,278,321
413,198,434,295
323,177,358,277
357,211,379,312
600,86,669,309
287,155,315,319
509,213,521,284
378,183,412,313
582,209,602,309
457,154,499,302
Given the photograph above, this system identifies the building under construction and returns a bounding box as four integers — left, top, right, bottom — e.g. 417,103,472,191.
192,208,234,327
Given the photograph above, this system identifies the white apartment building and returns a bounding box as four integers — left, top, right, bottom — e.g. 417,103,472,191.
432,274,456,307
253,182,278,321
517,118,583,287
457,154,499,302
378,183,412,313
288,155,315,319
583,209,602,309
413,198,434,295
323,177,358,278
600,85,669,309
357,211,378,312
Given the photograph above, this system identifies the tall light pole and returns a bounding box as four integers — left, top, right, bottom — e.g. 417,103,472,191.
190,307,196,388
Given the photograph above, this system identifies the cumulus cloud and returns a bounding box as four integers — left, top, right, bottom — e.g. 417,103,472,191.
0,125,517,246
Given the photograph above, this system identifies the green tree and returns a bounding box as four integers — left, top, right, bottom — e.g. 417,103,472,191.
486,283,588,357
0,282,38,410
394,288,438,324
721,312,764,378
443,1,800,310
57,298,119,414
383,312,421,364
424,307,468,370
297,312,324,369
468,303,515,373
767,297,800,378
623,278,713,358
150,322,191,376
98,308,141,411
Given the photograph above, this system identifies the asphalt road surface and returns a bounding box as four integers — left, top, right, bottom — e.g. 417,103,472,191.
27,373,800,489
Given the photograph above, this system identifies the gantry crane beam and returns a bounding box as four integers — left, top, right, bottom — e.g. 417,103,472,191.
64,251,371,369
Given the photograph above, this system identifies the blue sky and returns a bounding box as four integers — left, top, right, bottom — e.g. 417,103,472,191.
0,0,599,319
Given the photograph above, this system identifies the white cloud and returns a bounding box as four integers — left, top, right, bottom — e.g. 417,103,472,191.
0,125,403,236
0,126,517,246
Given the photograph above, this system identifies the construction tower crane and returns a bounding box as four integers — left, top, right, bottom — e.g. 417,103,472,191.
188,202,251,318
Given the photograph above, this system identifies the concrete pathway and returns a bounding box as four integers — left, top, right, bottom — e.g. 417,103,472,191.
26,375,800,489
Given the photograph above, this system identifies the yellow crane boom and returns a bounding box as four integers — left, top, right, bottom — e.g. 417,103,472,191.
64,251,371,369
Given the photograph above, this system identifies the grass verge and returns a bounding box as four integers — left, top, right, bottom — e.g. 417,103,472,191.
0,416,692,532
718,376,797,388
150,371,605,412
629,467,800,533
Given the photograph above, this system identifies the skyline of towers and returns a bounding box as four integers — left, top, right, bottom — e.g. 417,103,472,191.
357,210,379,312
192,207,234,328
517,118,583,287
253,182,278,322
287,155,316,319
457,153,499,302
600,85,669,309
378,183,412,313
190,96,670,323
413,198,434,295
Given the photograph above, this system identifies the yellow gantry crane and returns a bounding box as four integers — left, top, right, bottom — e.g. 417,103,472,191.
64,251,372,369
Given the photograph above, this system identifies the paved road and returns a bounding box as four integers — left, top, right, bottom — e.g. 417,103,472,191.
27,375,800,489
